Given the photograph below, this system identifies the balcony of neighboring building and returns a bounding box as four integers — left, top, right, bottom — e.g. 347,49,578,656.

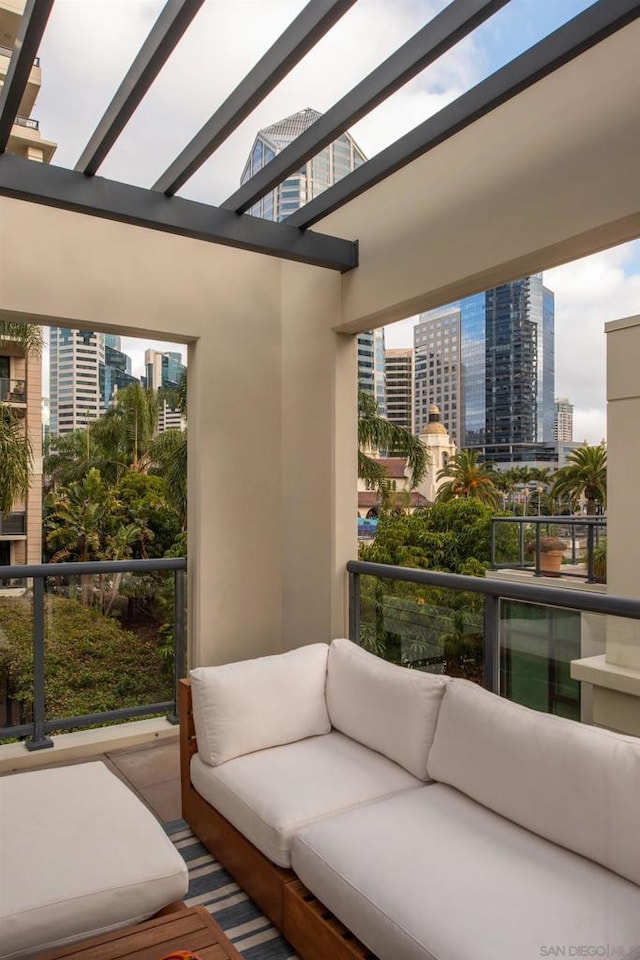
0,0,24,46
0,42,41,116
6,116,56,163
0,375,27,410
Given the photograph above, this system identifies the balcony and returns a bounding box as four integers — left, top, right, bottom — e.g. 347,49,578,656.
490,515,607,583
0,511,25,536
0,558,186,752
0,375,26,406
0,44,41,115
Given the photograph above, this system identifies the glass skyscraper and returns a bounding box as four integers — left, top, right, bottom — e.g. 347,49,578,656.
241,109,382,406
415,275,555,464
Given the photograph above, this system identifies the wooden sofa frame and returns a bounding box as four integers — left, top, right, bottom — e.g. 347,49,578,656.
179,679,375,960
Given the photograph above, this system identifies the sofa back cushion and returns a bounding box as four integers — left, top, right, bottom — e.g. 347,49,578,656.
427,679,640,885
326,638,448,780
191,643,331,766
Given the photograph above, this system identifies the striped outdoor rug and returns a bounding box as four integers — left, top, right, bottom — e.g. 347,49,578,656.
165,820,298,960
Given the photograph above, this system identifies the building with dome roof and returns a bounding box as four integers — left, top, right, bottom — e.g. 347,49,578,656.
417,405,457,503
356,405,455,517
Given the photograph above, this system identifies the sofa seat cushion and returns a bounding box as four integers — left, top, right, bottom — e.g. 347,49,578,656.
0,761,188,960
190,731,421,868
291,784,640,960
326,639,448,780
428,679,640,885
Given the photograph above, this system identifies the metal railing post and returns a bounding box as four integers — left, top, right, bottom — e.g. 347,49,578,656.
167,567,186,725
483,594,500,695
349,570,360,643
25,576,53,751
534,523,541,577
586,523,595,583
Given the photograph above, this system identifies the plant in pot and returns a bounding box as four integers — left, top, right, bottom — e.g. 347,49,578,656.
525,536,566,576
592,538,606,582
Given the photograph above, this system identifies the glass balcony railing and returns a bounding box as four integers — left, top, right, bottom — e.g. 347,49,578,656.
347,559,637,723
0,558,186,750
490,516,607,582
0,377,27,403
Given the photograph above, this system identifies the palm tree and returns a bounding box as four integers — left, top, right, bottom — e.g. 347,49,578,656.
150,428,187,528
45,384,160,489
358,391,428,498
435,450,502,509
0,410,31,516
0,322,43,516
550,444,607,515
150,370,187,527
0,322,44,355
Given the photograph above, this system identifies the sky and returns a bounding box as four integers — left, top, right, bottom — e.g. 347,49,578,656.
32,0,640,442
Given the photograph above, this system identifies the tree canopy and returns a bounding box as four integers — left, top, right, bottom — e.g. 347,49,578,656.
0,322,42,516
550,444,607,515
435,450,502,509
358,390,428,500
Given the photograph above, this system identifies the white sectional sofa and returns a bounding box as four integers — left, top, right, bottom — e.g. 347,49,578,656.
180,638,640,960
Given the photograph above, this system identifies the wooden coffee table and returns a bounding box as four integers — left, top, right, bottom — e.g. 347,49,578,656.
34,906,244,960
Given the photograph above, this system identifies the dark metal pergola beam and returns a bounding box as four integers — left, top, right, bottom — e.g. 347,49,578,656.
74,0,206,177
0,0,55,153
286,0,640,229
223,0,510,215
153,0,357,197
0,154,357,272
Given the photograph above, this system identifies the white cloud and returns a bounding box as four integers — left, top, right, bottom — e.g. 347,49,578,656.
32,2,640,437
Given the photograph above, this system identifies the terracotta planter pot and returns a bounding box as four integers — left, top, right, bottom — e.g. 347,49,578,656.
538,549,564,576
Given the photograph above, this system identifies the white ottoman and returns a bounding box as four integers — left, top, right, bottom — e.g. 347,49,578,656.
0,761,188,960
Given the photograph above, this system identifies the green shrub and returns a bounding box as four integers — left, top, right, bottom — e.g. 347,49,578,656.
0,594,172,728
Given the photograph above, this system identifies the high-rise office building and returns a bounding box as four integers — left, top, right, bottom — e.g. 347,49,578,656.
358,329,386,413
414,305,461,443
50,330,141,433
241,107,366,221
415,276,555,465
50,329,105,435
101,342,140,410
144,349,186,391
144,349,187,433
385,348,413,432
554,397,574,443
241,109,382,406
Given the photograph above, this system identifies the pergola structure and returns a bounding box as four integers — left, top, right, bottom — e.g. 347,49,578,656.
0,0,639,705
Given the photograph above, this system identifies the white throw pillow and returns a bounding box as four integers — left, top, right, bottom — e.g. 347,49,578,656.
427,678,640,886
326,638,448,780
191,643,331,766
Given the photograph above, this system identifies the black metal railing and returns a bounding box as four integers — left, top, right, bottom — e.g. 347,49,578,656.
14,116,39,130
0,558,186,751
0,377,27,403
347,560,639,701
0,512,26,536
490,516,606,581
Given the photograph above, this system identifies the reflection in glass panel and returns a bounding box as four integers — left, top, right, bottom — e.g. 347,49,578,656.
359,575,484,683
500,600,584,720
